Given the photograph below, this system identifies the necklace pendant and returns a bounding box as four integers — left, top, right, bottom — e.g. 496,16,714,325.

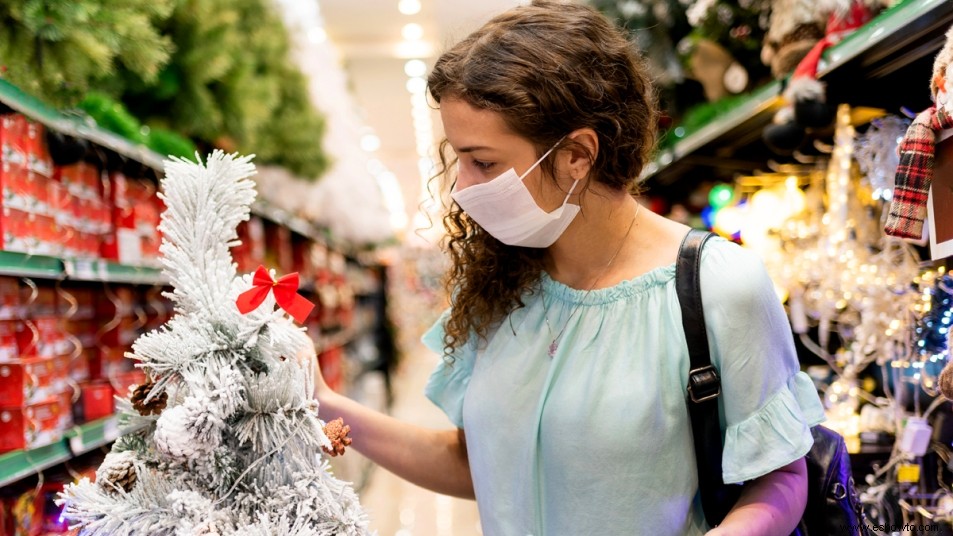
548,340,558,358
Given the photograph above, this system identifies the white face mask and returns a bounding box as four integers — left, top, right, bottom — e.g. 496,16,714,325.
450,141,579,248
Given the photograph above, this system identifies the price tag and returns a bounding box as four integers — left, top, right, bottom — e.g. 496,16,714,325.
66,259,98,280
69,434,85,454
897,463,921,483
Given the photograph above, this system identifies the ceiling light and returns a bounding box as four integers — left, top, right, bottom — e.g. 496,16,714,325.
308,27,327,44
398,0,422,15
404,59,427,78
360,133,381,152
402,23,423,41
406,76,427,94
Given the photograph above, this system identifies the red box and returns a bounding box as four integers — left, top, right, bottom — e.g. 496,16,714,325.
0,395,72,453
99,317,140,348
69,350,90,383
0,356,69,407
110,369,145,399
23,120,53,179
54,161,102,200
232,217,266,273
0,114,28,174
0,321,17,362
95,286,136,319
91,346,133,380
18,284,57,319
77,380,113,422
0,206,32,254
0,277,19,321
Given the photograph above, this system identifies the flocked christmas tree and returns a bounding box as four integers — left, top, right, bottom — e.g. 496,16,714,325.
57,152,369,535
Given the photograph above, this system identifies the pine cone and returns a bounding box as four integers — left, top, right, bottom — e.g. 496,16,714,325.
322,418,352,457
131,380,167,416
96,451,138,494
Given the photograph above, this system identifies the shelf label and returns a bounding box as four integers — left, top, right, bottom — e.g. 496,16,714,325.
69,434,84,454
104,418,119,442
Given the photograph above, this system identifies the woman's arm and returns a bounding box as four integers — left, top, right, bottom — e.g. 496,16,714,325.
706,457,808,536
310,350,474,499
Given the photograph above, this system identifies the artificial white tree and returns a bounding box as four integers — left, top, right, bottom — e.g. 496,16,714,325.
58,152,370,536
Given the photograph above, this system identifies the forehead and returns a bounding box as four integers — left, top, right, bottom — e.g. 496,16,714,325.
439,97,520,148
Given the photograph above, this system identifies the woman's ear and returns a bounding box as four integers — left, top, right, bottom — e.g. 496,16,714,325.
563,128,598,180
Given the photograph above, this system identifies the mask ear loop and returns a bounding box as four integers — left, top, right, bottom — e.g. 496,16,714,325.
519,135,569,180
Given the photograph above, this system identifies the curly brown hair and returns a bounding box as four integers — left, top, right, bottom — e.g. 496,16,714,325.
428,0,658,355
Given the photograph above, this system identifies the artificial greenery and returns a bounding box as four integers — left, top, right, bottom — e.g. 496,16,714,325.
78,91,197,159
0,0,174,106
121,0,329,179
0,0,330,180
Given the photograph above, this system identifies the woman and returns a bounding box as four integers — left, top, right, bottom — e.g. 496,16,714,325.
312,2,825,534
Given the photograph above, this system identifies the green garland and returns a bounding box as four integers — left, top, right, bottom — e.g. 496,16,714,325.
0,0,174,106
78,92,197,159
121,0,329,180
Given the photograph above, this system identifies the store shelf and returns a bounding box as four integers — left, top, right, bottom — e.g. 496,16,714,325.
0,416,131,487
0,79,332,251
640,81,783,184
63,258,166,285
0,79,165,171
65,416,124,456
819,0,953,80
0,251,64,279
640,0,953,193
0,441,72,488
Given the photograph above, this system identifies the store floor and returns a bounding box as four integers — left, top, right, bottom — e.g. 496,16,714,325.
351,342,483,536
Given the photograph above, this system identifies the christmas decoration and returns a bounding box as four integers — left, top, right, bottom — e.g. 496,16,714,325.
321,418,352,458
130,381,168,416
854,115,910,202
677,0,772,100
762,0,884,151
96,451,140,495
0,1,175,106
885,23,953,239
782,0,881,128
121,0,330,180
57,152,369,535
236,266,315,324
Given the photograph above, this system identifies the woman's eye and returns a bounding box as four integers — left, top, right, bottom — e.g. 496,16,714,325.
473,160,494,171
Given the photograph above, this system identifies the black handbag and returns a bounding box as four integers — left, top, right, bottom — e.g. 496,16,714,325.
676,229,870,536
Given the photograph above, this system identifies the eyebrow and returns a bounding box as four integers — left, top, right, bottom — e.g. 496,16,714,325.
456,146,493,153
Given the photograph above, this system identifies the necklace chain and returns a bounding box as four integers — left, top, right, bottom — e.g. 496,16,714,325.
543,203,642,358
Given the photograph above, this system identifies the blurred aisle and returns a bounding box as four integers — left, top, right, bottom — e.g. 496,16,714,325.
357,340,482,536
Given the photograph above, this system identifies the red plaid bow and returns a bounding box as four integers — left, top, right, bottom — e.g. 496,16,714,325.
236,266,315,324
885,106,953,239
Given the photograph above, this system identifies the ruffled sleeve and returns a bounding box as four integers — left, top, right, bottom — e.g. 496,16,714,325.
422,309,477,428
699,239,826,484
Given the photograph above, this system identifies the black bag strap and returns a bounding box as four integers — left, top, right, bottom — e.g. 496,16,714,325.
676,229,736,526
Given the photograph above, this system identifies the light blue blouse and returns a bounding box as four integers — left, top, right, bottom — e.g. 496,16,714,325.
423,237,825,536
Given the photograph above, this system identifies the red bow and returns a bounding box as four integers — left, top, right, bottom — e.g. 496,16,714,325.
236,266,315,324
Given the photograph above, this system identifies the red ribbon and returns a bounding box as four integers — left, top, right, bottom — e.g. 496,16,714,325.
236,265,315,324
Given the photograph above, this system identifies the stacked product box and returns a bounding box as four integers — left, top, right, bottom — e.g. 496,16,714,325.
0,278,73,454
100,171,163,267
0,114,62,256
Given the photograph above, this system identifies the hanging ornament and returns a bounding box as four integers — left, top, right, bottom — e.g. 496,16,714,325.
236,265,315,323
96,451,139,494
321,417,352,457
854,115,909,202
130,380,168,416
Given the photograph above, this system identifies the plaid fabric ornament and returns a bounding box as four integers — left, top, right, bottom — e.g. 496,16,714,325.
885,106,953,239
